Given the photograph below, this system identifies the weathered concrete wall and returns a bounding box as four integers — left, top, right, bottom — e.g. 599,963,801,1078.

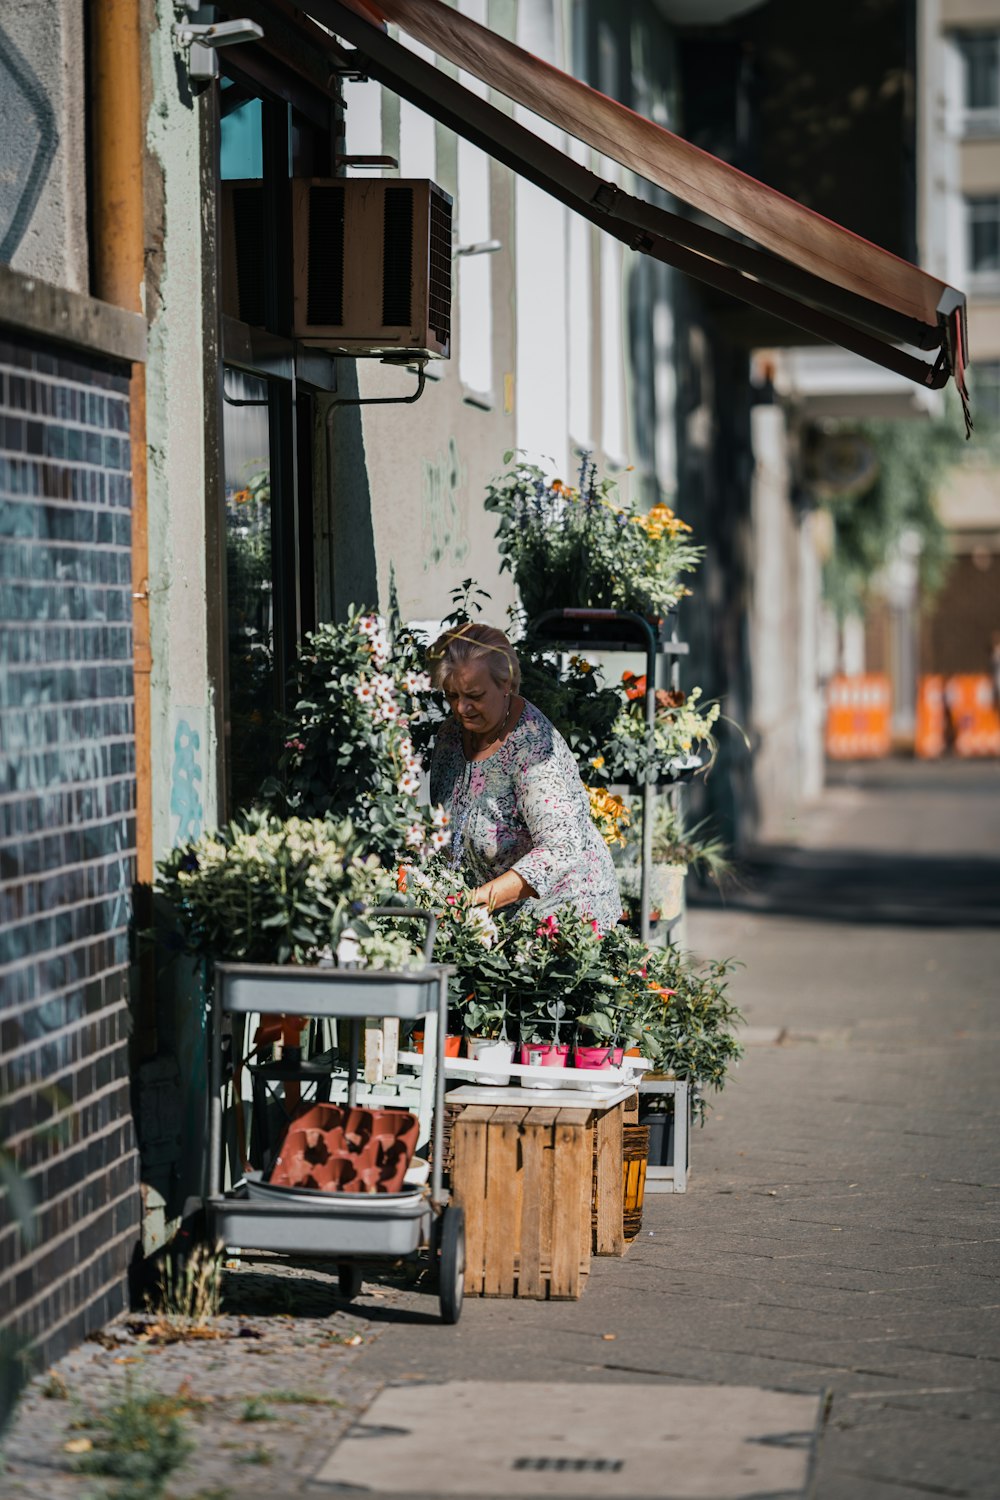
0,0,88,293
138,1,221,1222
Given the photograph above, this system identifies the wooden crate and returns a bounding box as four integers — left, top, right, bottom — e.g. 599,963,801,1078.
452,1099,627,1300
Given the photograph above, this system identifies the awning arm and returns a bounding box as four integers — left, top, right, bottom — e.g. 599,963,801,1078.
311,0,953,389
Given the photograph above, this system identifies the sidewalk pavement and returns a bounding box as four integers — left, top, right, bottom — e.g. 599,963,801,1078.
2,758,998,1500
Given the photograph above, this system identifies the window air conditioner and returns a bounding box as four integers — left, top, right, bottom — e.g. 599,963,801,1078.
220,178,453,359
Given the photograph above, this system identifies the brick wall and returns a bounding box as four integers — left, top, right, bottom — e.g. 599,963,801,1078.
0,333,141,1369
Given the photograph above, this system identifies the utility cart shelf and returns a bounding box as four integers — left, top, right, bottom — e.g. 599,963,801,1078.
202,908,466,1322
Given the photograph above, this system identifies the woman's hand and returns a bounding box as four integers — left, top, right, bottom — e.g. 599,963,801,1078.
471,870,537,911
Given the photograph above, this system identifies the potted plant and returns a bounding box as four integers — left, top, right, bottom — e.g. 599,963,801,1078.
517,999,571,1086
600,683,723,787
156,810,394,967
265,606,447,863
460,993,515,1085
615,802,734,933
484,452,702,621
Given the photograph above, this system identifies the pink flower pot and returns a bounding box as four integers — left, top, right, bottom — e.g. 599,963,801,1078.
572,1044,624,1071
519,1042,570,1090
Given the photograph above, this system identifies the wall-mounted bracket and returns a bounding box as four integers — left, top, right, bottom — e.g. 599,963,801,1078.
174,13,264,82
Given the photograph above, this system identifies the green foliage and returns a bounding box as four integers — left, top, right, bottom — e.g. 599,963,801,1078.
617,802,734,882
263,607,444,862
484,453,702,620
816,416,962,620
600,688,721,784
516,643,623,762
73,1383,195,1498
156,810,392,966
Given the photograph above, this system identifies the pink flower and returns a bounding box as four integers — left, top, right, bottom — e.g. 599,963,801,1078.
535,914,560,939
445,894,459,906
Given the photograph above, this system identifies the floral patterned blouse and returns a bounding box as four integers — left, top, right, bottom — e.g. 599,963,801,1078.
429,700,623,933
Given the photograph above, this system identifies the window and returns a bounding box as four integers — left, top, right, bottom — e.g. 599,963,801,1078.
957,32,1000,134
966,195,1000,274
217,78,321,810
973,359,1000,424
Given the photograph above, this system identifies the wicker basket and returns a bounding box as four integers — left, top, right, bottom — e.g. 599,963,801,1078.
622,1123,650,1240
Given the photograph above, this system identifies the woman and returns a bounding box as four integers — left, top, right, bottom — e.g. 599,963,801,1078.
428,622,622,933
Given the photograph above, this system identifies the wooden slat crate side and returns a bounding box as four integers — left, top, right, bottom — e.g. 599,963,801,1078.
451,1105,494,1295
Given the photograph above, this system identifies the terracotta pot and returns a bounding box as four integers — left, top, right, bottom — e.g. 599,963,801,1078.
412,1031,463,1057
269,1103,419,1193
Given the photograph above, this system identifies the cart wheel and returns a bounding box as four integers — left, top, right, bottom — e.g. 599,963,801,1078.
437,1206,465,1325
338,1261,364,1302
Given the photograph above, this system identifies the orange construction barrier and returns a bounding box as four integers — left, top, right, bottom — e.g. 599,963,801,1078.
944,674,1000,757
825,674,892,760
914,675,946,759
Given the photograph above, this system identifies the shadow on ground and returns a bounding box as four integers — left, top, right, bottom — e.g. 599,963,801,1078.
689,846,1000,927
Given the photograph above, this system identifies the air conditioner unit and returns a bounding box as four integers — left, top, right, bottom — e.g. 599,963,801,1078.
221,177,453,359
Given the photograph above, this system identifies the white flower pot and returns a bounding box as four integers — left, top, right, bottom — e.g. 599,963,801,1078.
468,1037,515,1086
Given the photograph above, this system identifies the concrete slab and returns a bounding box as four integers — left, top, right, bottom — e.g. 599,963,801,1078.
312,1380,822,1499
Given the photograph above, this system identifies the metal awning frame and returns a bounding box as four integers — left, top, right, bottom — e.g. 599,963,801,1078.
306,0,964,394
215,0,969,402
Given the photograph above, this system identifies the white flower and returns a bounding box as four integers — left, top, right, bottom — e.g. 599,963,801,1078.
371,673,395,700
430,828,449,850
405,822,425,848
398,772,420,796
354,680,374,703
430,804,449,828
398,735,414,758
405,755,423,774
402,670,432,694
467,906,499,948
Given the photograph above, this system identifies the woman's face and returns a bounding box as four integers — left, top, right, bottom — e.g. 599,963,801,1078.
443,659,509,736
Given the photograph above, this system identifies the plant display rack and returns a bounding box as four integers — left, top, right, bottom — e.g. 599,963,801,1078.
530,608,689,944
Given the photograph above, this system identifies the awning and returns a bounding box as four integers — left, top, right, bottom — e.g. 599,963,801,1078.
255,0,971,421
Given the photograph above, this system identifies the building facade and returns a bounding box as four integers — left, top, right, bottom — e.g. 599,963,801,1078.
1,0,968,1370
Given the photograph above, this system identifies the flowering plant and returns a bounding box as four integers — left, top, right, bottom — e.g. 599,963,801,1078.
600,685,722,784
156,812,391,966
484,453,702,620
270,608,447,861
586,785,632,847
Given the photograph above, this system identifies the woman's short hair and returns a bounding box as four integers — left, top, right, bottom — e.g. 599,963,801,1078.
427,622,521,694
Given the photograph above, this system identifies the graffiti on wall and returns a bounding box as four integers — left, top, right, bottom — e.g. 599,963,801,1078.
0,27,57,260
170,719,204,844
421,438,470,573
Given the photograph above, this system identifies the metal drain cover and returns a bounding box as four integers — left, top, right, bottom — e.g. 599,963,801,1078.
313,1381,821,1497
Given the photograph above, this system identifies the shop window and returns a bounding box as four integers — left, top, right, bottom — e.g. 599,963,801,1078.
568,208,593,449
217,78,321,811
222,370,278,809
601,235,626,466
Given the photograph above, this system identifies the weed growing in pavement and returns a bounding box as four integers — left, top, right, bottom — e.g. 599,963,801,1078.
150,1241,224,1329
72,1382,195,1497
238,1444,274,1465
267,1389,342,1407
239,1398,276,1423
40,1371,69,1399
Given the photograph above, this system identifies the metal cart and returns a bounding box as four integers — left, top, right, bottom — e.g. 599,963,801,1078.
202,908,465,1323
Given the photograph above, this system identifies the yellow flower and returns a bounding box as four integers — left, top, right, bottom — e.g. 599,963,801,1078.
590,755,605,770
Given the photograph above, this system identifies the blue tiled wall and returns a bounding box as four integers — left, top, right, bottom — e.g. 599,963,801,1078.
0,335,141,1366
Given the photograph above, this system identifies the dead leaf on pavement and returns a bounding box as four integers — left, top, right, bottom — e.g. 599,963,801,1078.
63,1438,93,1454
